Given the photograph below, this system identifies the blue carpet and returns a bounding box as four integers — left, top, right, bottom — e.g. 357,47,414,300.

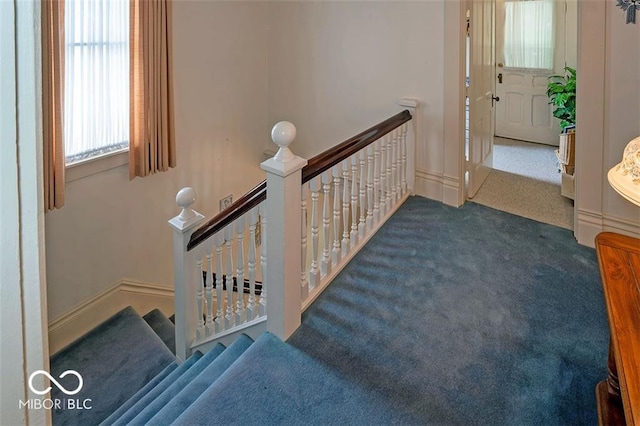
99,362,177,425
175,331,420,425
143,308,176,354
105,349,210,426
50,306,176,425
288,196,609,425
134,335,253,425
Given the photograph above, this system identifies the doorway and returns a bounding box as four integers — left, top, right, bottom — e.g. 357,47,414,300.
465,0,576,230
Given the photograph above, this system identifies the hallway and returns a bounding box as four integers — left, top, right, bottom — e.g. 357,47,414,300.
470,137,574,230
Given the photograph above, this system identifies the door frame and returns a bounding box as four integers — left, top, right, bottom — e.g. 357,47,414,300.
443,0,601,243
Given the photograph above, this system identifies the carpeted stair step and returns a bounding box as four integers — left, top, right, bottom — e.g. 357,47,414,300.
174,332,419,425
104,348,212,426
50,306,176,426
143,308,176,354
99,351,203,426
145,334,255,425
98,362,178,425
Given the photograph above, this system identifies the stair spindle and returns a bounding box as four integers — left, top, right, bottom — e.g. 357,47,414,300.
366,146,374,231
380,135,386,213
301,185,309,301
235,215,246,325
350,155,358,248
386,133,393,211
206,254,214,337
341,160,350,256
373,140,381,223
332,165,342,266
214,236,223,332
391,129,398,204
321,171,332,277
309,177,320,289
358,150,367,239
247,207,258,321
259,203,267,317
224,226,234,329
401,123,408,195
196,259,204,341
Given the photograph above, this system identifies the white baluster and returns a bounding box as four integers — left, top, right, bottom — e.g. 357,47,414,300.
196,259,204,341
391,129,398,204
386,133,393,211
341,159,350,256
235,215,246,325
373,140,381,223
379,136,387,217
247,207,258,321
214,235,223,332
350,155,358,248
321,171,332,276
401,122,408,195
224,226,234,329
358,151,366,240
332,165,342,266
206,253,214,336
300,185,309,301
259,203,267,317
399,98,418,195
309,177,320,289
395,128,402,200
366,145,374,231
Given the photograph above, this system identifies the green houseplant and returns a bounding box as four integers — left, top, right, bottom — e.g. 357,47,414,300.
546,66,576,130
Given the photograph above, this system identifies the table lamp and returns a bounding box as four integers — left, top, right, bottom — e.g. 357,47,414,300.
607,136,640,207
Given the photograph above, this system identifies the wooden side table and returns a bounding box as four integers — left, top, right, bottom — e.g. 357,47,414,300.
595,232,640,425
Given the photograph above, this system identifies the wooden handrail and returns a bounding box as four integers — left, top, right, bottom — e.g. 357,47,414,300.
301,109,412,183
187,109,412,251
187,180,266,251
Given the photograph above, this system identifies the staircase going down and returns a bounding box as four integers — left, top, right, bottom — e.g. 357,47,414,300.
49,306,414,425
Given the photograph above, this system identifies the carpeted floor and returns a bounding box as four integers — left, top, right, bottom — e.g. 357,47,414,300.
472,137,574,230
289,196,608,425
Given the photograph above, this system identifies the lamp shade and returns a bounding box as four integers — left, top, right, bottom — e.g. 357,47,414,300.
608,136,640,207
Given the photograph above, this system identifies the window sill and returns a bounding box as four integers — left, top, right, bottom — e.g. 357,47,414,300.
66,149,128,182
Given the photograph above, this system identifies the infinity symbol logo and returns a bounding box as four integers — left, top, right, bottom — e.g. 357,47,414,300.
29,370,84,396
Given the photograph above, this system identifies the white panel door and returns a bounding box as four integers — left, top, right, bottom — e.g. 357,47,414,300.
467,0,495,199
494,0,566,146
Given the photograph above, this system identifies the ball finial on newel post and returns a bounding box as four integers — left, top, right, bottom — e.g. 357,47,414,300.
176,187,197,221
271,121,297,163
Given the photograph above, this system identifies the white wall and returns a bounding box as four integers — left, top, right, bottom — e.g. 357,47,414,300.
575,1,640,245
267,1,446,200
45,1,269,322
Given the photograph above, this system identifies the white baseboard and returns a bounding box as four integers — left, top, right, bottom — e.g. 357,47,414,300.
48,279,174,355
576,208,640,248
415,169,444,201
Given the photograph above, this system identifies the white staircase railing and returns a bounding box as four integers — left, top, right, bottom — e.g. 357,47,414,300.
169,100,418,360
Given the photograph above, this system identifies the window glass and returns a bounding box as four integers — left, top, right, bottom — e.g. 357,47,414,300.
503,0,555,70
65,0,129,164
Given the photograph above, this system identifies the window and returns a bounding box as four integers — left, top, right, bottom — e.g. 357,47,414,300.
503,0,555,70
64,0,129,165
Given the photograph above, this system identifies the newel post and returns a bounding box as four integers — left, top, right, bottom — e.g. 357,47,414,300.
261,121,308,340
399,98,419,194
168,187,205,361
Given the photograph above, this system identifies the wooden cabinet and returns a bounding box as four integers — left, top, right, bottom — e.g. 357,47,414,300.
595,232,640,425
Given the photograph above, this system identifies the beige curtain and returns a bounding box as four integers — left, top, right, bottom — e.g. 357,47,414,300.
130,0,176,179
42,0,65,210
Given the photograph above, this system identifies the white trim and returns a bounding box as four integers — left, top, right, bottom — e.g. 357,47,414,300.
48,279,174,355
66,149,128,182
414,169,444,201
603,214,640,240
576,208,640,248
442,173,463,207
